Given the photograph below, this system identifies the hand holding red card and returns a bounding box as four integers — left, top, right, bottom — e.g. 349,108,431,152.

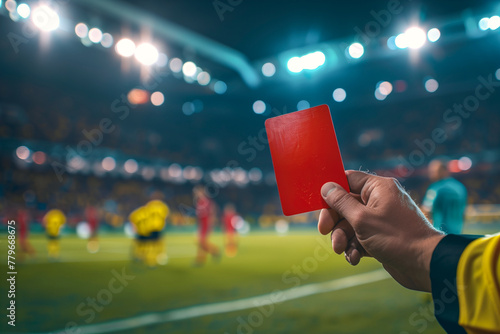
265,104,349,216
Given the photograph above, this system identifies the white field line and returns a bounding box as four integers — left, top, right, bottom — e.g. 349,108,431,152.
36,269,390,334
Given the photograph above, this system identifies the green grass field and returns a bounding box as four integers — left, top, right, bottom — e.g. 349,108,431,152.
0,232,446,334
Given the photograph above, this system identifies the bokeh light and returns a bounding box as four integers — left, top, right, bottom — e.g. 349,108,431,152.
182,102,195,115
124,159,138,174
252,100,266,114
16,146,30,160
197,71,211,86
32,151,46,165
169,58,183,73
489,16,500,30
100,33,113,48
157,53,168,67
458,156,472,171
127,89,149,105
375,89,387,101
387,36,397,50
182,61,197,77
75,23,88,38
424,78,439,93
297,100,310,110
427,28,441,42
5,0,17,12
16,3,30,18
479,17,490,31
102,157,116,171
135,43,159,65
262,62,276,77
332,88,346,102
151,91,165,106
115,38,135,57
213,81,227,94
88,28,103,44
378,81,393,96
287,57,302,73
348,43,364,59
32,5,60,31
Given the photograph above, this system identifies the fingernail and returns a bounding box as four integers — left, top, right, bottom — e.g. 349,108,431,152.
344,252,351,265
321,182,337,198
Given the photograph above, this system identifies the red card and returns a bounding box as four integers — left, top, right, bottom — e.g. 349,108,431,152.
265,104,349,216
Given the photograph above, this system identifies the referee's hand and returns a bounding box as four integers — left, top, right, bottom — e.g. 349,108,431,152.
318,170,444,292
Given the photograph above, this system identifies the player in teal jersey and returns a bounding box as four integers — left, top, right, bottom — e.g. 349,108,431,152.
421,159,467,234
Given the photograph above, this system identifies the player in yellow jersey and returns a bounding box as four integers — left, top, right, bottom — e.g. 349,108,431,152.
42,209,66,260
129,205,151,263
145,198,169,265
129,193,169,267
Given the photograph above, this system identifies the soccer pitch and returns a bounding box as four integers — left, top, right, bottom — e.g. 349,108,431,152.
0,232,445,334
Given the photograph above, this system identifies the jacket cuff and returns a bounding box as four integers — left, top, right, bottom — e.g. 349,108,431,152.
430,234,482,334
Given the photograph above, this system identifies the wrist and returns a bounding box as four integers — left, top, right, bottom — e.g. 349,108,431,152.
414,232,445,292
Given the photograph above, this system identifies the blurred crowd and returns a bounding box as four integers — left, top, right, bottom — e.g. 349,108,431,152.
1,80,500,230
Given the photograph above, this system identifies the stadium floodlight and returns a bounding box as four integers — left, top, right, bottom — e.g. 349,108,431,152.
135,43,159,66
75,23,88,38
17,3,30,19
287,51,325,73
88,28,102,43
301,51,325,70
287,56,302,73
427,28,441,42
182,61,197,77
262,62,276,77
424,78,439,93
332,88,346,102
489,16,500,30
32,5,59,31
478,17,490,31
395,33,408,49
395,27,426,49
405,27,426,49
348,43,364,59
252,100,266,114
115,38,135,57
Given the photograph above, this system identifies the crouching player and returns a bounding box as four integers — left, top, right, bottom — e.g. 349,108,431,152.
145,197,170,266
129,196,169,267
43,209,66,260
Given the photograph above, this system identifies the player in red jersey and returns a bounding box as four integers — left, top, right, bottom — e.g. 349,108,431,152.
222,203,238,257
85,204,100,253
17,207,35,260
193,185,220,265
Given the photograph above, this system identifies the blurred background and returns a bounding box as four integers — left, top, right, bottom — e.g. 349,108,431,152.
1,0,500,333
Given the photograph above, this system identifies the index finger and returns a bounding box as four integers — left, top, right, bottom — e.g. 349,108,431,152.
345,170,375,195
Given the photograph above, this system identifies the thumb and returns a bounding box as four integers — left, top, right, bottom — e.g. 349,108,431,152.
321,182,366,228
